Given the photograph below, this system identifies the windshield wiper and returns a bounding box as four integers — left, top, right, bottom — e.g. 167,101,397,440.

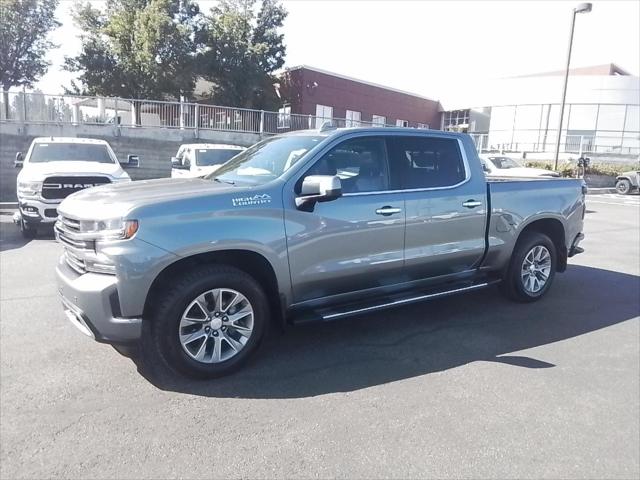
213,177,235,185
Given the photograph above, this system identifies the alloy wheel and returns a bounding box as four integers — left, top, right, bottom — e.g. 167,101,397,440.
178,288,254,363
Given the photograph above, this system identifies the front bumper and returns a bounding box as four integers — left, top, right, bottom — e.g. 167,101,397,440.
56,258,142,344
17,198,60,224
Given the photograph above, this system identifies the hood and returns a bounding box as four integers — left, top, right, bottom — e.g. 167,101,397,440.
171,165,221,179
489,167,559,178
19,161,127,181
58,177,235,220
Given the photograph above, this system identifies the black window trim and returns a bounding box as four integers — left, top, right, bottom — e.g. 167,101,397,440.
343,137,471,196
298,135,393,196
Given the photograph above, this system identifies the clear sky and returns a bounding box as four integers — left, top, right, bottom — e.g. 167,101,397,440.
37,0,640,102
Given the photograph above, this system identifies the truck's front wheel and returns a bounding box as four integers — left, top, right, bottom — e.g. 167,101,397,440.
20,218,37,239
144,264,269,379
501,232,557,303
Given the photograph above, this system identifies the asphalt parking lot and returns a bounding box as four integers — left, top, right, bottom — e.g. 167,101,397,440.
1,194,638,479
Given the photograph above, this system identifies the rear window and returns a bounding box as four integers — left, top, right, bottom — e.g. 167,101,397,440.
387,136,466,189
29,143,115,163
195,148,242,167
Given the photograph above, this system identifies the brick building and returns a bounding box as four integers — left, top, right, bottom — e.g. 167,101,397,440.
278,65,441,129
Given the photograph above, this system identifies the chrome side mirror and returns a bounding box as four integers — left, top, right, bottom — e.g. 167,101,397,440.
295,175,342,210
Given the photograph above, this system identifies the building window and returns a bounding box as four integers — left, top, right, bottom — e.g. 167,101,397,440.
345,109,361,127
278,105,291,129
442,109,470,132
372,114,386,127
417,123,428,129
315,104,333,128
396,119,409,127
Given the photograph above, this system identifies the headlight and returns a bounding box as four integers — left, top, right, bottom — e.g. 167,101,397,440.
78,218,139,241
17,181,42,196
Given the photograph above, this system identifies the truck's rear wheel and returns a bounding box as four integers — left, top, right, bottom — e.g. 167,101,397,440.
144,264,269,379
501,232,557,303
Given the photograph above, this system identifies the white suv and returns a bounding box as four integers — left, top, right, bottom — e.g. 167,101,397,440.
14,137,136,238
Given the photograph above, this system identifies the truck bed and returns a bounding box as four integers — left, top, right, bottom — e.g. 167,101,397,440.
483,177,586,270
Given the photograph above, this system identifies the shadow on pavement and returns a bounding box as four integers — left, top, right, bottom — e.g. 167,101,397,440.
132,264,639,398
0,216,55,252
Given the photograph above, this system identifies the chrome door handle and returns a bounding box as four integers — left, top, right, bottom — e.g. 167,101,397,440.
375,206,402,216
462,200,482,208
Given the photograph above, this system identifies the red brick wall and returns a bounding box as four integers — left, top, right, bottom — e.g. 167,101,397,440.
281,68,441,129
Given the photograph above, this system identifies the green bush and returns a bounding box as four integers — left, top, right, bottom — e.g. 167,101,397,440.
524,160,639,177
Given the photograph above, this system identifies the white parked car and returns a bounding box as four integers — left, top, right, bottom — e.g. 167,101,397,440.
14,137,136,238
171,143,245,178
479,155,560,178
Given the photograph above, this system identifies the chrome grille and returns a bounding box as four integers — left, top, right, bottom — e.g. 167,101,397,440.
64,248,87,274
55,214,92,274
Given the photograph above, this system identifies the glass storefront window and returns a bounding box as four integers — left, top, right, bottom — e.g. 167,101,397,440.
596,105,626,131
624,105,639,132
568,104,598,131
489,106,515,131
514,105,542,130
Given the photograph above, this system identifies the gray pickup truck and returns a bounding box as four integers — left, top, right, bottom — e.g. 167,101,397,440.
55,127,586,378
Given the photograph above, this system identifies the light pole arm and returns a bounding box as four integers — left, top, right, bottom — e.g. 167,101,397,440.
554,10,577,170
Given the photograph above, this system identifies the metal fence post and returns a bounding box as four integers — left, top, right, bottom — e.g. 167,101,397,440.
578,135,584,158
259,110,265,134
21,89,27,124
195,103,200,138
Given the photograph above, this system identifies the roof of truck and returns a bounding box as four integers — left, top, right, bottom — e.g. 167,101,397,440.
31,137,110,145
179,143,245,150
281,126,466,138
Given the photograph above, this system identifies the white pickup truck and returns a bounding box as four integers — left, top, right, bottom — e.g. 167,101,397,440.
171,143,245,178
14,137,137,237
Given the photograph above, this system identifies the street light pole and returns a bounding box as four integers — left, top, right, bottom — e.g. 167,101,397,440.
554,3,592,171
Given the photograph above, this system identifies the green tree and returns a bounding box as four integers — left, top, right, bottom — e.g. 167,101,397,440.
197,0,287,109
0,0,60,118
65,0,203,123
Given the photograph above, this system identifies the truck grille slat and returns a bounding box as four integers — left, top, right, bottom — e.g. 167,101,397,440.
42,176,111,200
56,214,93,274
64,249,87,274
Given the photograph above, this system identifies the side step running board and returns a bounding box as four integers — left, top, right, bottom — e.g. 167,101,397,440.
321,281,498,321
292,278,502,324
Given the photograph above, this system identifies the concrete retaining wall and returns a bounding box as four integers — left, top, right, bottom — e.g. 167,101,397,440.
0,122,262,202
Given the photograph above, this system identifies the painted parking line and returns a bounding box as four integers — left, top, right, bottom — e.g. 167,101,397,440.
588,198,640,207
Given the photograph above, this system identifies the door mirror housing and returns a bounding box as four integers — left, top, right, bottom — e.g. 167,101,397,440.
295,175,342,210
171,156,181,168
14,152,23,168
126,154,140,167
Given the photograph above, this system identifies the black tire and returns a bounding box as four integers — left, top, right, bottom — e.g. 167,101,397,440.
616,179,631,195
20,218,37,239
500,232,557,303
142,264,269,379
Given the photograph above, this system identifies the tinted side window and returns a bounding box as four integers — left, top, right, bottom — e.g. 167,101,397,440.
302,137,389,194
388,137,466,189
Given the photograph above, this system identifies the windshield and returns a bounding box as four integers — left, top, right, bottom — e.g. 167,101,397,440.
489,156,521,169
206,135,324,186
195,148,242,167
29,143,115,163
